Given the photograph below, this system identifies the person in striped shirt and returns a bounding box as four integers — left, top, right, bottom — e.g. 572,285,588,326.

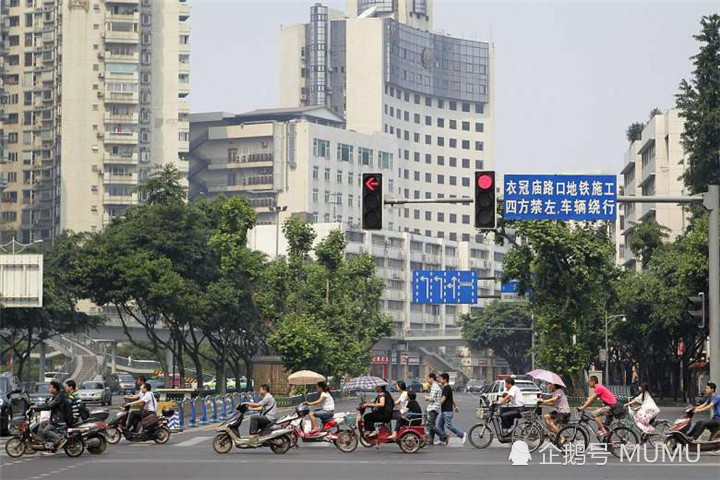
64,379,83,426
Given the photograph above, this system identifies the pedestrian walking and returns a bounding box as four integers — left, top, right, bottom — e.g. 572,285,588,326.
424,373,445,445
437,373,467,445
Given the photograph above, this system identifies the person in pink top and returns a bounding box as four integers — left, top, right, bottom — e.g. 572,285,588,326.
579,376,618,437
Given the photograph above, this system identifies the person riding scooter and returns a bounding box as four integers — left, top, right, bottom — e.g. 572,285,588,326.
362,384,394,437
123,375,147,433
688,382,720,440
125,382,157,433
31,381,71,453
244,384,277,442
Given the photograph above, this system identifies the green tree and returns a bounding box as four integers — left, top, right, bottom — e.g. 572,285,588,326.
502,221,618,388
625,122,644,142
676,14,720,194
135,164,186,205
628,219,670,268
461,301,532,374
649,107,663,118
0,233,95,380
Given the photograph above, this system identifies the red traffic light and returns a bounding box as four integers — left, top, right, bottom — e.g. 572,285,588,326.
477,174,493,190
364,176,380,192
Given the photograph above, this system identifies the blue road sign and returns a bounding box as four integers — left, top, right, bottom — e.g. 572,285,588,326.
412,270,477,304
503,174,617,221
501,281,520,294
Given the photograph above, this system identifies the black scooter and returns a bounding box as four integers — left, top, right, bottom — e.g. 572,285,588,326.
468,400,524,449
663,406,720,453
4,409,86,458
104,404,173,445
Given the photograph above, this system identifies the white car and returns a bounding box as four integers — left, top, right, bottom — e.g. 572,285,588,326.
479,379,544,406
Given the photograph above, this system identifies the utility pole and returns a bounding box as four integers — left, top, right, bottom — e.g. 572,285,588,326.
704,185,719,383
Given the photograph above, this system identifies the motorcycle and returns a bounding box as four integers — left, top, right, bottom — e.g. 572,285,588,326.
467,401,523,449
211,403,294,455
663,405,720,453
28,408,110,455
4,409,86,458
347,404,427,453
274,404,358,452
104,405,172,445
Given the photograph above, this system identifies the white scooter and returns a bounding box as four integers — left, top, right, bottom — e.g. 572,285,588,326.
211,403,294,455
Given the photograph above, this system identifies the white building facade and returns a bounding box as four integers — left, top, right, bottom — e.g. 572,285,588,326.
0,0,190,243
619,109,688,269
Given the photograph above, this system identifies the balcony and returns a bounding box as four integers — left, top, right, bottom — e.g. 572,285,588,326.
178,62,190,75
104,51,139,63
383,289,405,302
103,173,138,185
178,82,190,97
208,175,274,193
105,92,139,104
103,194,136,206
106,12,139,26
104,131,138,145
104,30,139,44
179,23,191,35
104,152,138,164
179,2,191,21
179,43,190,55
104,112,138,124
179,102,190,114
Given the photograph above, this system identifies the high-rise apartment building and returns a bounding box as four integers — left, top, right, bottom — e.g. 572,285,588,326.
0,0,190,244
619,108,688,269
281,1,494,242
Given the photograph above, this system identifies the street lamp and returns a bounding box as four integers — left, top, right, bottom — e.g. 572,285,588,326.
605,313,626,385
269,205,287,258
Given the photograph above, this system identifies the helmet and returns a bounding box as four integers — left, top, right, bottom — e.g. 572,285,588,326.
295,404,310,417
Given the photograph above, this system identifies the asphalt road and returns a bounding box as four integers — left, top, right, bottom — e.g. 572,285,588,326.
1,394,718,480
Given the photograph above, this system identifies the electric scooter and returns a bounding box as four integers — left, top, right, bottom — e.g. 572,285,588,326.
467,402,524,449
274,404,358,452
663,406,720,453
347,404,427,453
211,403,294,455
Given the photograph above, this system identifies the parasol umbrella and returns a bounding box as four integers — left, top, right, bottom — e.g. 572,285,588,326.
287,370,326,385
343,375,388,392
526,369,566,388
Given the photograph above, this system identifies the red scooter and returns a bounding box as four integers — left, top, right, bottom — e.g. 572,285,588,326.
275,404,358,452
348,404,427,453
663,406,720,453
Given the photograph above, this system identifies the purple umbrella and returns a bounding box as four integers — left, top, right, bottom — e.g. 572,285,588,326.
527,369,566,388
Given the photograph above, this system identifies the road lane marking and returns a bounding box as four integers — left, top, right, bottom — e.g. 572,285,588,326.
175,436,212,447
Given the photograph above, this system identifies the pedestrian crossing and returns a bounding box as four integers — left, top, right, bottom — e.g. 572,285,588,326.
172,436,470,448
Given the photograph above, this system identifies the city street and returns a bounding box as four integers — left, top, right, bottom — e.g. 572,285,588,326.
1,394,718,480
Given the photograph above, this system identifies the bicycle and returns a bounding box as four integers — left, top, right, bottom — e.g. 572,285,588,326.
512,404,570,453
617,408,670,448
557,409,639,458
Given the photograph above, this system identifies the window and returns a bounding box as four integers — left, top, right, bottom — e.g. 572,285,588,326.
475,160,484,170
414,94,420,104
404,111,409,122
425,154,431,164
324,168,331,181
462,140,470,150
324,191,331,203
449,176,457,186
313,138,330,158
449,101,457,111
358,147,373,166
437,99,444,109
475,104,484,114
414,152,420,162
449,138,457,148
425,96,432,106
425,211,431,221
336,170,343,183
348,172,353,185
437,156,445,166
462,121,470,131
475,141,484,151
337,143,353,162
437,174,445,184
462,177,470,187
437,212,445,222
414,171,420,181
425,116,431,126
414,210,420,219
462,102,471,112
336,193,343,205
379,151,393,169
348,194,354,206
449,119,457,130
475,122,484,132
450,214,457,223
437,118,445,128
414,113,420,124
437,137,445,147
414,132,420,142
312,166,319,180
462,215,470,225
312,189,319,202
425,135,431,145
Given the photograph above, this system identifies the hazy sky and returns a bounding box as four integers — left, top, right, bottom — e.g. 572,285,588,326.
190,0,718,175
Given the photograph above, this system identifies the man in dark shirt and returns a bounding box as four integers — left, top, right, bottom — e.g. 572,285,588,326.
33,381,70,450
437,373,467,445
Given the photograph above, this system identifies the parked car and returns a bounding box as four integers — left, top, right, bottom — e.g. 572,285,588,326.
479,378,544,406
403,380,424,393
77,380,113,406
0,373,31,436
106,373,136,395
465,379,487,393
28,382,51,404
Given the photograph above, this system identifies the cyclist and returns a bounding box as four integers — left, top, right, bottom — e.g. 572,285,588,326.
578,375,619,437
625,382,659,436
539,383,570,439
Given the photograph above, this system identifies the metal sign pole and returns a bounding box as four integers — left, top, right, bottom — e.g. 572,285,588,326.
704,186,719,383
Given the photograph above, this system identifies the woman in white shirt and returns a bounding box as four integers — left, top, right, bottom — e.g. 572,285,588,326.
625,383,659,435
388,381,408,440
307,381,335,433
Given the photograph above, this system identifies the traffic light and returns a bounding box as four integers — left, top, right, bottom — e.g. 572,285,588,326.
687,293,706,327
362,173,382,230
475,171,496,230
